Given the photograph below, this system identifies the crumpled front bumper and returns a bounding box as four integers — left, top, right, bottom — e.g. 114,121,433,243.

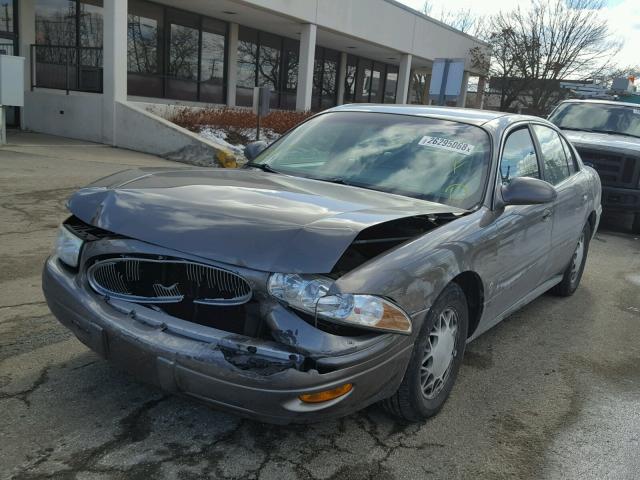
43,256,413,424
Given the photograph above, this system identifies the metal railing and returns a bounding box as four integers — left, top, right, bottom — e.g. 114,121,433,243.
31,44,103,94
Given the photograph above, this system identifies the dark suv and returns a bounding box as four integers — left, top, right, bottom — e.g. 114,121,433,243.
548,99,640,232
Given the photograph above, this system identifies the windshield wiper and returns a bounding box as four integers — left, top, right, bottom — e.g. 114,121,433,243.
308,176,370,188
316,177,353,186
245,162,281,174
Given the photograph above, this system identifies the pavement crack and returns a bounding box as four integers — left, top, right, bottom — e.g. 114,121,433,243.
0,228,54,237
0,301,47,310
70,360,99,371
0,365,51,408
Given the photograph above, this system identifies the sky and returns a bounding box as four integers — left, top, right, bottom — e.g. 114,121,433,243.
397,0,639,69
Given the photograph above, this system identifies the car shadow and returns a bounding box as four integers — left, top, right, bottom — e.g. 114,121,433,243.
598,211,637,236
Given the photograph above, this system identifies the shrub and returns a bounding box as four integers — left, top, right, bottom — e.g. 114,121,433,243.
169,107,313,135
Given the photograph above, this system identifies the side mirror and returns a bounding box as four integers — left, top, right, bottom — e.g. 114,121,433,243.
244,141,268,161
501,176,557,206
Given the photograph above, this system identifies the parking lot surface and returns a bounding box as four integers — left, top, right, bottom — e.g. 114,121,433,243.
1,133,639,480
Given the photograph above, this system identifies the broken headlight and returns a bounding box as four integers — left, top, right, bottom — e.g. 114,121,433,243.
55,225,84,268
267,273,412,334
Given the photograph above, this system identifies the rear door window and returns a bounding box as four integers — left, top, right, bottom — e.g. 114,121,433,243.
559,136,578,174
532,125,571,185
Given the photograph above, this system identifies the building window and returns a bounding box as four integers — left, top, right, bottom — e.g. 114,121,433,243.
199,18,226,104
236,26,258,107
344,55,357,103
127,0,163,97
355,58,372,102
384,66,398,103
311,46,338,110
320,48,338,109
281,38,298,110
35,0,104,92
236,26,301,110
0,0,15,35
348,55,398,104
0,0,18,55
36,0,77,46
369,62,385,103
127,0,227,104
79,0,103,48
258,32,282,108
166,9,199,101
0,0,18,127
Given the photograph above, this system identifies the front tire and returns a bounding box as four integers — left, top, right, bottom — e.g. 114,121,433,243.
382,283,468,422
551,222,591,297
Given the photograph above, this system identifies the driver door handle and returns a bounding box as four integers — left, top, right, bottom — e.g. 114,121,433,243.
542,208,553,222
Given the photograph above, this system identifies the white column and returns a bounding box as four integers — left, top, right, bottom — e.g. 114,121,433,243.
296,23,316,111
102,0,128,145
457,71,470,107
18,0,36,130
226,23,238,107
396,54,412,104
336,52,347,105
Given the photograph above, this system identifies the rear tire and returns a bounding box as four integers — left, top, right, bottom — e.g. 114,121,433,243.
382,283,468,422
632,213,640,234
551,222,591,297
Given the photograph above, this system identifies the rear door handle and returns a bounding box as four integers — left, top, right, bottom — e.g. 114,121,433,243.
542,208,553,221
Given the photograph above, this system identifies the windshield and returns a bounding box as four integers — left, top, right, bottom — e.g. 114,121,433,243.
251,112,492,209
549,103,640,138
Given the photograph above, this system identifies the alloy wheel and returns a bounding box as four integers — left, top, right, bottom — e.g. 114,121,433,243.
570,232,585,284
420,307,458,399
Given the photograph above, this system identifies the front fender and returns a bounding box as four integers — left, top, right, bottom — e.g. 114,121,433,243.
334,210,486,326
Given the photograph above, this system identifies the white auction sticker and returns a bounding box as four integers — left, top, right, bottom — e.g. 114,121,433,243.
634,109,640,115
418,136,475,156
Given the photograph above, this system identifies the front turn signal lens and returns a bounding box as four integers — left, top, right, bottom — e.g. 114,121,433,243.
299,383,353,403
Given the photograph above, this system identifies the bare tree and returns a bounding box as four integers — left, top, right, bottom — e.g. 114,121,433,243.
418,0,622,113
411,1,486,104
487,0,621,114
410,71,430,104
421,1,486,36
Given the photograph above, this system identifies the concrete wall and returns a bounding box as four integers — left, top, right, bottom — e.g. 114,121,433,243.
22,91,237,167
128,97,225,119
240,0,488,73
114,101,236,167
23,90,104,143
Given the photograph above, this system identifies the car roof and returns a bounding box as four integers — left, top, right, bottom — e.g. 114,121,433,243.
557,98,640,109
327,104,536,127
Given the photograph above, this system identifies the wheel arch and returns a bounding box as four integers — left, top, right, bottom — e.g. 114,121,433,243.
450,271,485,338
587,210,597,235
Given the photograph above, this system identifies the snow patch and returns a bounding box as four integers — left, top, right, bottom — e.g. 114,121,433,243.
198,127,281,161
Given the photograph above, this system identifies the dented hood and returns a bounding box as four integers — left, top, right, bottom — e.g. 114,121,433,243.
68,168,463,273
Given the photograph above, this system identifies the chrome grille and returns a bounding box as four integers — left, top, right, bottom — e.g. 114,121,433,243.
88,258,252,306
